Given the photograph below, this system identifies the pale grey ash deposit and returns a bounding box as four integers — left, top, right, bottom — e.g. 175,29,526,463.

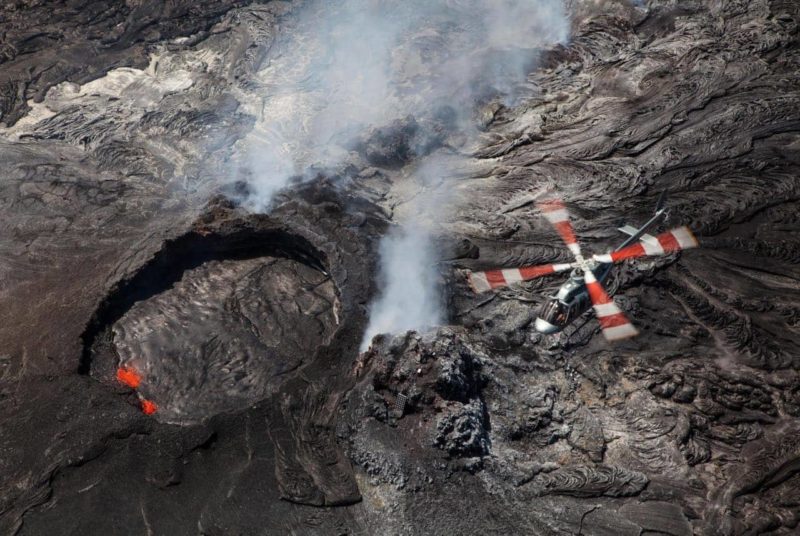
1,1,800,535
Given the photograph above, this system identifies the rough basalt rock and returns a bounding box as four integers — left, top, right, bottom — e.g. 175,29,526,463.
434,399,490,458
531,464,649,498
2,0,800,534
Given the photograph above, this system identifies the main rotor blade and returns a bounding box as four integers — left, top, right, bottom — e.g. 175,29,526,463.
468,263,574,293
538,199,583,260
584,270,638,341
594,226,698,264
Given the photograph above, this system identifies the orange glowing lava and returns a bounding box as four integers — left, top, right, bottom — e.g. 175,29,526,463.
116,366,142,389
141,399,158,415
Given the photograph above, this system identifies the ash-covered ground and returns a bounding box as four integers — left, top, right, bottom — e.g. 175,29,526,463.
2,1,800,535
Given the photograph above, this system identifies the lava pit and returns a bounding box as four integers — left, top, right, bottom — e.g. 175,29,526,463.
84,226,340,424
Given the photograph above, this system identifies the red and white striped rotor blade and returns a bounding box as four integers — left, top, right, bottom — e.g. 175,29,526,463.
538,199,583,260
468,263,574,293
584,270,638,342
594,226,698,264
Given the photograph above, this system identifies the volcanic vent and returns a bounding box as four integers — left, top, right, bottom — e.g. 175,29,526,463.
83,217,340,424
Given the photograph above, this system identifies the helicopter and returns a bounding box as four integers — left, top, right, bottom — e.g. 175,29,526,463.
467,192,699,341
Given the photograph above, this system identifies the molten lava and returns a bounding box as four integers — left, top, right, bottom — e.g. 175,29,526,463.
141,399,158,415
116,366,142,389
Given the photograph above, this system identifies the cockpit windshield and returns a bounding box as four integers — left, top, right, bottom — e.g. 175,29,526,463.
540,299,570,326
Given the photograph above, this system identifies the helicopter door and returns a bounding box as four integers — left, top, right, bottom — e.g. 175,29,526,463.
565,301,577,322
564,295,583,323
577,292,590,314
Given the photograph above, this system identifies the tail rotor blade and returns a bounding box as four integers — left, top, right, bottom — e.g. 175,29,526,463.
594,226,698,264
584,270,638,341
538,199,583,260
468,263,574,293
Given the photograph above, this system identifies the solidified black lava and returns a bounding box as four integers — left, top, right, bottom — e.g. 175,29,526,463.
125,257,335,420
80,221,339,423
80,226,329,366
3,0,800,535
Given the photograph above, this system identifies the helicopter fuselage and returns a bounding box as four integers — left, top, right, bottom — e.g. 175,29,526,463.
534,261,613,334
533,191,671,335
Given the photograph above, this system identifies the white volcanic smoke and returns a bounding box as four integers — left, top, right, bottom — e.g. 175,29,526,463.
238,0,569,210
360,224,442,349
235,0,569,348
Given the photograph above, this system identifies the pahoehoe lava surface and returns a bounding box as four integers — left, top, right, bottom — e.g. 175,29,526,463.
1,1,800,535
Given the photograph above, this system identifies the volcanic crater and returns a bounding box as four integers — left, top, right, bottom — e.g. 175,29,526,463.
82,214,341,423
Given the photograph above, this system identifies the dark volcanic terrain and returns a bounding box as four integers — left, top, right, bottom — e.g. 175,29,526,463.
2,0,800,535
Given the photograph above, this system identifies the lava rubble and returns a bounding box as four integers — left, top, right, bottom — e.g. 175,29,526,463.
2,1,800,535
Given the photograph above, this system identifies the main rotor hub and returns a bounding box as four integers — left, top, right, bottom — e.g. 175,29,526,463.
572,254,597,273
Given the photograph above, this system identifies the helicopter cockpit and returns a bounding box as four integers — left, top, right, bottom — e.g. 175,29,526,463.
539,298,571,327
534,267,596,334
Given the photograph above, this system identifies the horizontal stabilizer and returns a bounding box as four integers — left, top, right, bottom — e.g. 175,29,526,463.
617,224,639,236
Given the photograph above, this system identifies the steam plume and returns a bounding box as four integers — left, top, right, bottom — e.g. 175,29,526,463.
360,224,442,351
233,0,569,347
237,0,569,210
